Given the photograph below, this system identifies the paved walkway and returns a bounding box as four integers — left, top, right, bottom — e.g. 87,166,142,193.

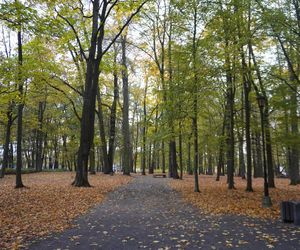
29,176,300,249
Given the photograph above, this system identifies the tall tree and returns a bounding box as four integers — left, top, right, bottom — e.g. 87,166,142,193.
52,0,148,186
121,34,133,175
191,0,200,192
0,0,35,187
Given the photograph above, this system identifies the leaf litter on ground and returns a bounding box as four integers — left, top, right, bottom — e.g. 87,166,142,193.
0,172,131,249
170,175,300,220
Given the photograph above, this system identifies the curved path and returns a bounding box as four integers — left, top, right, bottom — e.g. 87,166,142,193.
29,176,300,249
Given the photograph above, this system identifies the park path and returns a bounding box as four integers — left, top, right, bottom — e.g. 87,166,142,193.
29,176,300,250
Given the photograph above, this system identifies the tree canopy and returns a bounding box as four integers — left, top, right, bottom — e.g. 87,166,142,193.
0,0,299,190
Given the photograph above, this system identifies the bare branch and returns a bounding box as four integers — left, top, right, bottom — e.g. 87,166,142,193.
270,73,300,96
42,79,81,122
51,74,83,97
102,0,149,55
56,10,88,61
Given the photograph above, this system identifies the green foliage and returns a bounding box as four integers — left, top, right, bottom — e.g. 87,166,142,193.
0,0,298,177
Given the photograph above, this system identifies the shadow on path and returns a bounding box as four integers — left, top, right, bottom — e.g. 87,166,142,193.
28,176,300,249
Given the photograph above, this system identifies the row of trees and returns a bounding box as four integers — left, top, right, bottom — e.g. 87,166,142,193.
138,0,300,191
0,0,299,190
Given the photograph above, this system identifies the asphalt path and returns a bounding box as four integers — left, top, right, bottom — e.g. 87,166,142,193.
28,175,300,250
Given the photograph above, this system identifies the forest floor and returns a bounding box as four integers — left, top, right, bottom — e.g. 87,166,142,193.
0,172,132,249
170,175,300,220
22,175,300,250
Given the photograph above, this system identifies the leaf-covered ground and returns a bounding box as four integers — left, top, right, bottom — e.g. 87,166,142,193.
0,172,131,249
170,175,300,220
27,175,300,250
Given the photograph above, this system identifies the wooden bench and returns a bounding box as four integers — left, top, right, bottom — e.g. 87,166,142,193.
281,201,300,225
153,173,166,178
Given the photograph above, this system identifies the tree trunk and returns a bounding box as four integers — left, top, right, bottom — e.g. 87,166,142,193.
141,82,147,175
0,106,13,178
35,101,46,172
108,47,119,173
254,132,263,178
179,121,183,179
265,105,276,187
121,35,132,176
289,67,300,185
241,53,252,190
148,143,153,174
53,137,59,169
133,111,139,173
96,86,110,174
151,146,156,174
74,0,102,187
193,116,200,192
15,29,24,188
225,67,235,190
207,154,213,175
151,106,159,174
234,0,248,186
9,143,13,169
249,43,276,187
238,129,246,179
31,134,36,169
162,141,166,174
89,143,96,175
49,155,53,169
192,2,199,191
62,135,67,170
187,139,193,175
156,142,160,171
169,139,179,179
216,114,226,181
75,58,98,186
141,124,146,175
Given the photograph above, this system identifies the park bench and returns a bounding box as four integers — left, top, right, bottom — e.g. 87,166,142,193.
281,201,300,226
153,173,166,178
